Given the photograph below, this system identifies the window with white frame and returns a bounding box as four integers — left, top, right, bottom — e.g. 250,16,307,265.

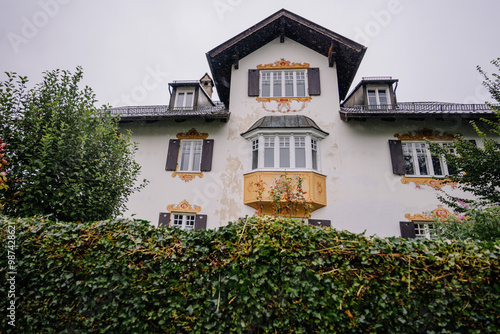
261,70,307,98
172,213,195,231
250,134,320,170
414,222,436,239
175,90,195,109
367,89,388,108
178,140,203,172
252,139,259,170
402,142,455,177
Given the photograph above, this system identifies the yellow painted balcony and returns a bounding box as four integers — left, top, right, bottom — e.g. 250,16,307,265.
244,171,327,217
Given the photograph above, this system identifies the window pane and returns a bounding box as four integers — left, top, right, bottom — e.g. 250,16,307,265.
185,92,194,108
264,137,274,167
173,214,183,228
295,137,306,168
285,71,294,97
378,90,388,106
191,141,202,171
279,137,290,168
176,92,185,108
185,215,195,230
415,143,429,175
431,155,443,176
179,142,191,171
296,71,306,97
261,72,270,97
252,140,259,169
367,90,377,107
402,143,415,175
272,72,282,97
311,139,318,170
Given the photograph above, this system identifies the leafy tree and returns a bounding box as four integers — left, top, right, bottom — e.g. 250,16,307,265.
430,58,500,210
0,67,146,221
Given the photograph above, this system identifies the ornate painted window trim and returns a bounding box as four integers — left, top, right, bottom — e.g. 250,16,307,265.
166,128,212,182
400,176,456,189
176,128,209,140
257,58,310,69
167,200,202,214
405,205,453,222
394,128,458,141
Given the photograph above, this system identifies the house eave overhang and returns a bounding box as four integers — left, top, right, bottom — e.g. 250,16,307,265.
339,103,500,121
206,8,366,107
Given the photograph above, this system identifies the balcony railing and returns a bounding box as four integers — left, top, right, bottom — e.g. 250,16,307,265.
110,102,228,119
341,102,499,113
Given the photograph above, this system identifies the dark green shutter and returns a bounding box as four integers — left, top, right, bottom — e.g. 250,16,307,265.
308,68,321,95
195,215,207,230
399,221,416,238
158,213,170,227
248,69,260,96
166,139,180,171
308,219,331,227
389,140,406,175
200,139,214,172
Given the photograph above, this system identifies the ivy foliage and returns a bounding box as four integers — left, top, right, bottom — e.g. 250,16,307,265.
0,68,146,221
1,215,499,333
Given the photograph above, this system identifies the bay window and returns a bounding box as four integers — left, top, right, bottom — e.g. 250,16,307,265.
250,134,321,170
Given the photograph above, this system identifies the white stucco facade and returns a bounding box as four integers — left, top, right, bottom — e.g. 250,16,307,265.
116,10,495,238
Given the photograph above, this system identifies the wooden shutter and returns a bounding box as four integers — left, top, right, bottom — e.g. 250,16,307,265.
195,214,207,230
388,140,406,175
399,221,416,238
308,219,331,227
200,139,214,172
158,213,170,227
165,139,180,171
308,68,321,95
248,69,260,96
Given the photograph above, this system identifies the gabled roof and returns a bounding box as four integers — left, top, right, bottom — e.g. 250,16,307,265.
206,9,366,107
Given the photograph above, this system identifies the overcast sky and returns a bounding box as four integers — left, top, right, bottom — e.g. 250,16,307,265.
1,0,499,107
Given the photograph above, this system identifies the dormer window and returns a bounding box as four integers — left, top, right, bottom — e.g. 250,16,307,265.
175,90,195,109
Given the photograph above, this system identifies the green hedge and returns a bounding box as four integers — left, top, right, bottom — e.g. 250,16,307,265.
1,215,499,333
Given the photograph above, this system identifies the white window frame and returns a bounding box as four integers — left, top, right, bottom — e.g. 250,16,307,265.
245,131,323,171
260,70,307,98
177,140,203,172
402,141,455,177
367,88,389,108
172,213,195,231
414,221,436,239
175,89,195,109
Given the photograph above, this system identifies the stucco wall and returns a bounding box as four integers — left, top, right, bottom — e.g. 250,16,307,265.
120,36,488,238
